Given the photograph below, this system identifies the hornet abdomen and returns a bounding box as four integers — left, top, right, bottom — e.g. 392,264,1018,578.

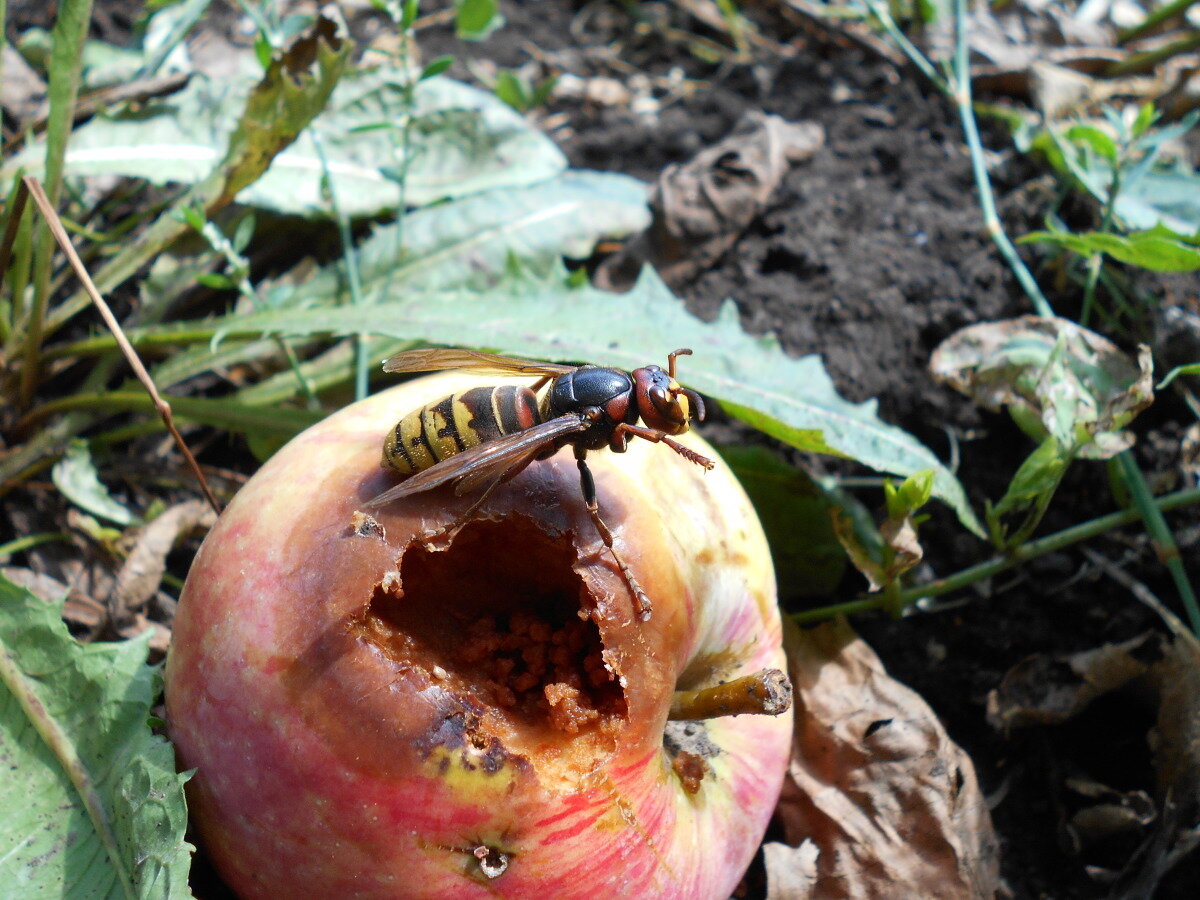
382,384,540,476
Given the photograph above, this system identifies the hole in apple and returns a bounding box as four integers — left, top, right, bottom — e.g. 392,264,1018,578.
362,517,627,736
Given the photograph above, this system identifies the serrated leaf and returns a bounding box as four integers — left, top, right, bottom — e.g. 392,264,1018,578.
147,170,648,392
1081,159,1200,235
4,65,565,217
175,267,981,533
52,440,136,526
288,169,650,299
0,575,193,898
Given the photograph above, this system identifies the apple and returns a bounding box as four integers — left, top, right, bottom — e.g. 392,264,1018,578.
166,371,792,899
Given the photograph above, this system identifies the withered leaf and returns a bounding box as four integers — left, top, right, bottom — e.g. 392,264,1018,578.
110,500,216,627
595,111,823,289
767,618,999,898
930,316,1153,460
985,632,1162,731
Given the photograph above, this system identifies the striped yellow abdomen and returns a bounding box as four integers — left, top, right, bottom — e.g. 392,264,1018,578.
382,384,539,476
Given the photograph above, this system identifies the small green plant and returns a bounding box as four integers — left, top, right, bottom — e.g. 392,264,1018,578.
494,68,558,113
1022,106,1200,327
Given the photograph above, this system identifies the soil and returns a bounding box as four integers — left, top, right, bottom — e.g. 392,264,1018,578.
8,1,1199,897
418,4,1200,897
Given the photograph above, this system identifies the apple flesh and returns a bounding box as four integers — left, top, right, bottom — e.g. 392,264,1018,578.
166,372,792,899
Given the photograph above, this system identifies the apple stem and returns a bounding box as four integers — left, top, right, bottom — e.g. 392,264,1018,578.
668,668,792,721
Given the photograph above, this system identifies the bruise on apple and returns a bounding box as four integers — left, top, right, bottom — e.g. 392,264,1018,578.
350,517,629,763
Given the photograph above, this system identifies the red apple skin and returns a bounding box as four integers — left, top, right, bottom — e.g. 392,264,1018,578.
166,372,791,899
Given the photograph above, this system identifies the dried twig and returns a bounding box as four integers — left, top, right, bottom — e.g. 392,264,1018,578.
20,176,222,516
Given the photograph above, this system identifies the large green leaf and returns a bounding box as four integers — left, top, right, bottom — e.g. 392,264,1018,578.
187,269,981,533
147,169,648,391
282,168,649,299
0,575,193,898
3,67,565,217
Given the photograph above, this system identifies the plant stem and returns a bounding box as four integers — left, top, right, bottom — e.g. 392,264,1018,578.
1107,31,1200,77
793,485,1200,624
858,0,946,91
1117,0,1200,43
311,130,370,401
862,0,1054,317
1080,151,1123,328
1114,450,1200,634
0,532,73,560
950,0,1053,318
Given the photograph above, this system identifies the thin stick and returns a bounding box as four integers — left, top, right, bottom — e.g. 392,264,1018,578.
669,668,793,720
22,176,222,516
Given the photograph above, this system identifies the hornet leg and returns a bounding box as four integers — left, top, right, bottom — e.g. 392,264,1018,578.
611,423,715,470
415,475,504,548
576,445,652,621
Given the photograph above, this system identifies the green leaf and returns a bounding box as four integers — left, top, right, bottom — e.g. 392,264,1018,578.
992,436,1067,516
1089,159,1200,235
51,440,135,526
399,0,420,28
46,392,325,439
0,575,193,897
494,70,529,111
195,272,235,290
43,0,95,202
195,267,981,533
1131,103,1157,139
1023,227,1200,272
456,0,502,40
716,445,846,597
4,66,564,217
1065,125,1118,163
884,469,934,520
419,55,454,82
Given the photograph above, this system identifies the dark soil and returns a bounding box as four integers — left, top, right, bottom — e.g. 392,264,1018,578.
420,3,1200,898
11,1,1199,897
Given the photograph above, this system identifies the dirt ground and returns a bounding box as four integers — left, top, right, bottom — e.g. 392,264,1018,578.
10,0,1200,896
427,7,1199,896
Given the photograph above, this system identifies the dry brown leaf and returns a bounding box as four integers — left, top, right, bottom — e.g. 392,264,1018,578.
767,618,999,899
595,111,823,289
763,839,820,898
1147,634,1200,807
983,603,1200,894
110,499,216,628
985,632,1161,731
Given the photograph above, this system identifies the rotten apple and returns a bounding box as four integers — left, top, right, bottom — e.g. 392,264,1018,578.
166,371,792,899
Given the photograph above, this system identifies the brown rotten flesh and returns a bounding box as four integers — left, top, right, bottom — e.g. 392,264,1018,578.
166,372,792,899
